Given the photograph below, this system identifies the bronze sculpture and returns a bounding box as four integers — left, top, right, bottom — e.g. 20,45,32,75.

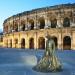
33,34,62,72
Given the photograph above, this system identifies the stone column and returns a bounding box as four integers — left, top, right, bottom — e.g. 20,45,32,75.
70,21,75,27
47,20,51,28
18,22,20,31
34,32,38,49
57,17,63,28
45,19,48,28
27,21,30,30
18,16,20,31
25,23,28,30
9,24,11,33
71,31,75,50
34,13,38,30
7,24,10,33
37,21,40,29
34,19,37,29
18,34,21,48
18,41,21,48
25,33,29,49
58,31,63,50
25,18,28,30
19,25,21,31
28,23,31,30
25,25,27,30
34,17,37,29
12,38,13,48
71,34,73,50
8,39,10,48
12,38,14,48
3,37,6,48
57,19,62,28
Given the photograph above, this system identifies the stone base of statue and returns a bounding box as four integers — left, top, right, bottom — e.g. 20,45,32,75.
33,55,62,72
33,35,62,72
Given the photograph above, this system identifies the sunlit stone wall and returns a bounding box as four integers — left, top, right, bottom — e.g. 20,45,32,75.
3,3,75,50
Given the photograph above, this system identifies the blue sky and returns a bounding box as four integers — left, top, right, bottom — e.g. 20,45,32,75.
0,0,75,32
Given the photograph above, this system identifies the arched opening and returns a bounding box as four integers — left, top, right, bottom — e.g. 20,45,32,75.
14,23,18,32
5,26,8,33
10,24,13,32
21,24,25,31
29,38,34,49
22,25,25,31
10,39,12,48
39,18,45,29
38,37,45,49
52,37,58,49
21,20,25,31
51,19,57,28
29,20,34,30
21,38,25,49
14,39,18,48
63,36,71,50
63,17,70,27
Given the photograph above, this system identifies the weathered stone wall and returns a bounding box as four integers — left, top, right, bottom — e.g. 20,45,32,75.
3,3,75,50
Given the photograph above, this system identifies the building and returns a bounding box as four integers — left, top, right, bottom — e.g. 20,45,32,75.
3,3,75,50
0,32,3,47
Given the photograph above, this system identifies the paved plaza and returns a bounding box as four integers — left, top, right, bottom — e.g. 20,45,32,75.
0,48,75,75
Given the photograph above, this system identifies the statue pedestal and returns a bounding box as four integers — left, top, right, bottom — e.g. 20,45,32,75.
33,55,62,72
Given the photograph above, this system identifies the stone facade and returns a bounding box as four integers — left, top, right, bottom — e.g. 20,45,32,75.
3,3,75,50
0,33,3,47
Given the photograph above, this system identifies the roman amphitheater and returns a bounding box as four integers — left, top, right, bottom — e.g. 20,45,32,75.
3,3,75,50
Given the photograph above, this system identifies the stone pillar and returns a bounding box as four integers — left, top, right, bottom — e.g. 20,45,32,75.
57,19,62,28
18,41,21,48
7,24,10,33
34,34,36,49
10,25,12,32
25,18,28,30
12,38,14,48
25,25,27,30
71,34,73,50
29,23,31,30
34,32,38,49
26,22,30,30
8,39,10,48
47,20,51,28
19,25,21,31
57,17,63,28
70,22,75,27
58,32,63,50
12,37,15,48
18,21,20,31
3,37,6,48
25,33,29,49
18,34,21,48
37,22,40,29
9,25,10,33
45,18,48,28
34,19,37,29
71,31,75,50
